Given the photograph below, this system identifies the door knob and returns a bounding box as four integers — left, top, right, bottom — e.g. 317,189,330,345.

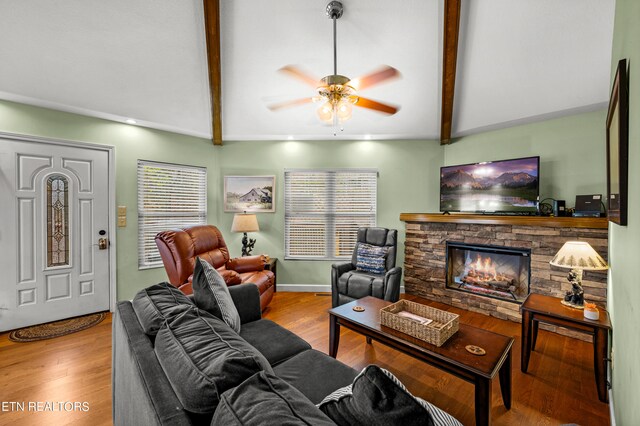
98,238,108,250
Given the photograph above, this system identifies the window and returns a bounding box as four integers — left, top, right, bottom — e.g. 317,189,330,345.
285,169,377,260
137,160,207,269
46,174,70,267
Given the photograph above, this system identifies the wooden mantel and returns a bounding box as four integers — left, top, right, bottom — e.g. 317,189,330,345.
399,213,609,229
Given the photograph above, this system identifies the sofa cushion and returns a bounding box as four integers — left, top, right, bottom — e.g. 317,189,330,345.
192,257,241,333
239,319,311,366
154,307,273,414
355,243,388,274
113,301,195,426
317,365,456,426
273,349,358,404
131,282,194,335
211,371,335,426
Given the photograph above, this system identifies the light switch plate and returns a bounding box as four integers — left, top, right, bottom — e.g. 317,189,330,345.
117,206,127,216
118,217,127,227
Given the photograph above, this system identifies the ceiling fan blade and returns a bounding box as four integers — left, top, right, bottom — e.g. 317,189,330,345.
268,97,314,111
350,66,400,91
354,97,399,115
278,65,321,88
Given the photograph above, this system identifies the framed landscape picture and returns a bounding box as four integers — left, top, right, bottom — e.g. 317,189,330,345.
224,175,275,212
606,59,629,226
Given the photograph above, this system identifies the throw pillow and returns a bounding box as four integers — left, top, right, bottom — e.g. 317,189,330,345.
131,282,194,335
212,371,335,425
192,257,241,333
154,307,273,415
416,398,463,426
318,365,461,426
355,243,389,275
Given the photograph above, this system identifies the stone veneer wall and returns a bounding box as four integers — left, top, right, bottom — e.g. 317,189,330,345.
404,222,608,341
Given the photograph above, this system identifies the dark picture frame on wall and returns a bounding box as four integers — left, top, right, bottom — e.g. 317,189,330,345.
606,58,629,226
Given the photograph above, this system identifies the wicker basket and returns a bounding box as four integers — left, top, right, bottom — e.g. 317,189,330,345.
380,300,459,347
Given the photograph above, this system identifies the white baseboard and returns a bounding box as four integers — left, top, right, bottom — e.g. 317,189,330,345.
276,284,406,293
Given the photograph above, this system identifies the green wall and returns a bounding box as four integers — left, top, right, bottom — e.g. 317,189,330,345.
608,0,640,423
444,109,607,204
0,99,444,296
0,99,610,297
217,108,607,287
0,100,219,301
217,139,443,287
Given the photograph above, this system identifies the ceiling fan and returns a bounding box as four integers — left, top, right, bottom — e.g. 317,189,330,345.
268,1,400,130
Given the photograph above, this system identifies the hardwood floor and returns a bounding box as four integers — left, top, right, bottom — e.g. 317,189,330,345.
0,314,113,426
0,292,610,425
264,293,610,426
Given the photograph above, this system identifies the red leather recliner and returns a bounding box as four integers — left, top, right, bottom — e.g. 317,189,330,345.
155,225,274,311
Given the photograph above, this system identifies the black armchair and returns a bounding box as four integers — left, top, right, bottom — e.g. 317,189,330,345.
331,227,402,308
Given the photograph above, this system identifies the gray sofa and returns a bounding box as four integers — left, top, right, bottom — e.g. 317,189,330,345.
112,283,359,425
113,282,459,425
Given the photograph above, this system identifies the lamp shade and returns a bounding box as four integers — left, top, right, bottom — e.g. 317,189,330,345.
549,241,608,270
231,213,259,233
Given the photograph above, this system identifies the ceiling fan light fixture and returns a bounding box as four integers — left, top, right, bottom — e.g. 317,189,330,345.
337,102,352,121
326,1,344,20
316,99,353,124
317,102,334,123
321,74,350,86
269,1,400,129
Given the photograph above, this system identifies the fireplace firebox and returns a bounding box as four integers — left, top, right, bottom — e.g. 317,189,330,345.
445,242,531,304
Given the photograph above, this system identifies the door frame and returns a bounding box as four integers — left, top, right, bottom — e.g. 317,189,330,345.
1,131,117,312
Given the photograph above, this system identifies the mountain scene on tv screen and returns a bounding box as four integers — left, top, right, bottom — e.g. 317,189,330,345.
440,158,538,212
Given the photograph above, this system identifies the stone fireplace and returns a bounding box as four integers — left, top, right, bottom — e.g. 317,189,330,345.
400,214,609,340
446,242,531,303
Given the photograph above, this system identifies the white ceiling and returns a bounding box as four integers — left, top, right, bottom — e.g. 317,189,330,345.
453,0,615,136
0,0,211,137
0,0,615,141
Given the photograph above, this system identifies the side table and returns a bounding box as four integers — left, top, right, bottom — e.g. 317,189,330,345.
520,293,611,403
264,257,277,292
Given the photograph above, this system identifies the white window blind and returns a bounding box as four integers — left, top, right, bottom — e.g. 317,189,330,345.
285,169,377,260
137,160,207,269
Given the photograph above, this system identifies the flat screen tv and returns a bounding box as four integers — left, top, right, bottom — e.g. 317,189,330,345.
440,156,540,214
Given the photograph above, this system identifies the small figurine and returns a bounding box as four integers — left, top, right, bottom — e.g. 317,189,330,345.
241,234,256,257
567,270,578,282
562,270,585,308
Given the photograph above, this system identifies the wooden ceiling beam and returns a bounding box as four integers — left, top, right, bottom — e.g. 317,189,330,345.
203,0,223,146
440,0,462,145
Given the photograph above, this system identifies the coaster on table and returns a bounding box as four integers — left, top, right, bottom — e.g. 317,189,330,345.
465,345,486,356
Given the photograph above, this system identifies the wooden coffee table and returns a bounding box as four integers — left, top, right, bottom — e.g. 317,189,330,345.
328,297,513,426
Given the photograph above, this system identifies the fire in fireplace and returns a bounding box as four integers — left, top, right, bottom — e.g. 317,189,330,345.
446,242,531,303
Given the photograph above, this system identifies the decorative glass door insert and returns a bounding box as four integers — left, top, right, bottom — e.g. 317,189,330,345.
46,174,70,267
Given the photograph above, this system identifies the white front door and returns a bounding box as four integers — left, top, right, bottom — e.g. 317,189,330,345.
0,137,111,332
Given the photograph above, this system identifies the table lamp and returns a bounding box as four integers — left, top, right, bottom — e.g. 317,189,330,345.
231,212,259,256
549,241,608,309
